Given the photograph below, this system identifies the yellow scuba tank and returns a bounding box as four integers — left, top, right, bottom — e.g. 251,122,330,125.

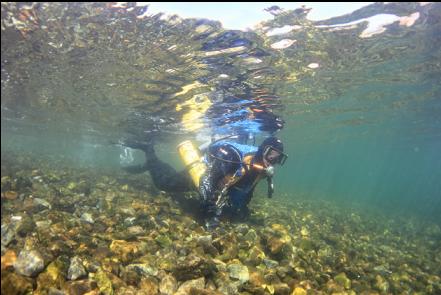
177,140,207,187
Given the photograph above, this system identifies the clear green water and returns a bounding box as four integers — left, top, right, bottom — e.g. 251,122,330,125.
2,2,441,223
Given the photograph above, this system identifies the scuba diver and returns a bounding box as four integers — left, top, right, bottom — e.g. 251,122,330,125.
122,136,287,230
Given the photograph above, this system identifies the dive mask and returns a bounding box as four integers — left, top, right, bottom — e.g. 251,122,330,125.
263,146,288,165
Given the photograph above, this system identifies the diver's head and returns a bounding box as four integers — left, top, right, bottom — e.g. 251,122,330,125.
256,136,287,167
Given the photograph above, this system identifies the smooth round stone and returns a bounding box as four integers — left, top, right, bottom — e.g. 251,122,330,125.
14,249,45,277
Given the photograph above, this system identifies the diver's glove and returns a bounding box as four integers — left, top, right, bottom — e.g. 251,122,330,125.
215,187,230,209
205,216,220,231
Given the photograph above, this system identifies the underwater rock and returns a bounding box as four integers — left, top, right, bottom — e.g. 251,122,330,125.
300,227,309,237
275,265,291,280
126,263,159,277
64,279,98,295
213,235,239,261
334,272,351,289
197,234,213,246
127,225,144,236
119,268,141,287
263,258,279,269
67,182,77,191
374,274,389,293
264,271,281,285
1,271,34,295
1,223,16,247
373,265,392,276
68,256,87,280
235,223,249,234
159,273,178,295
249,271,265,286
48,240,71,257
1,176,12,191
16,215,36,237
264,224,292,255
3,190,18,200
115,286,138,295
171,254,216,281
273,283,291,295
244,228,258,243
247,246,266,266
197,235,219,256
175,277,205,295
35,220,52,229
268,237,286,255
138,277,159,295
212,259,227,273
1,216,23,246
297,239,315,252
94,268,114,295
35,259,67,294
214,274,241,295
1,250,17,271
291,286,307,295
123,217,137,226
227,263,249,283
155,234,172,248
109,240,142,263
80,212,94,224
34,197,52,210
2,152,440,294
248,212,266,225
47,287,65,295
14,249,45,277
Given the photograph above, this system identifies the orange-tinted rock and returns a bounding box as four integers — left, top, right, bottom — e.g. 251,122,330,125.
3,191,18,200
249,271,265,286
1,250,17,271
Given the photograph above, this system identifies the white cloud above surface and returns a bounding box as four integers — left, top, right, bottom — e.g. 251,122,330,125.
137,2,374,31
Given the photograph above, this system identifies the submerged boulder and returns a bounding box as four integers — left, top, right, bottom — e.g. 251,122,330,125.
14,249,45,277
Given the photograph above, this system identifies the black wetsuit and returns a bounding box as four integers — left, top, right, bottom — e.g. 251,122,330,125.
122,146,193,192
123,141,263,221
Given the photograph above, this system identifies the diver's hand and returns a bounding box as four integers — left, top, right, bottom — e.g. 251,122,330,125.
205,216,220,231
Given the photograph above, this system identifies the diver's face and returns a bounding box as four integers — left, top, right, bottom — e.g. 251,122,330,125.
263,149,281,167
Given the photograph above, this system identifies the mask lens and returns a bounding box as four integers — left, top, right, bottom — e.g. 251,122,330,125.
263,146,288,165
264,147,281,164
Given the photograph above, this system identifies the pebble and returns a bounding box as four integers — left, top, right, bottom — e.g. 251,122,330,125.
67,256,87,280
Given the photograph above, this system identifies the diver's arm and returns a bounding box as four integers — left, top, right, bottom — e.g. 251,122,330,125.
122,163,149,174
267,177,274,198
199,146,242,210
